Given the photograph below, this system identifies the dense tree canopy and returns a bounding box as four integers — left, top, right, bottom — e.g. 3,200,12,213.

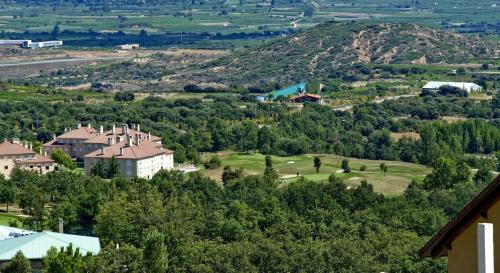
1,154,488,273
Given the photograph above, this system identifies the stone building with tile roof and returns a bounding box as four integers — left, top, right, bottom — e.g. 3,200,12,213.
44,123,162,161
0,140,56,178
84,134,173,179
43,123,99,159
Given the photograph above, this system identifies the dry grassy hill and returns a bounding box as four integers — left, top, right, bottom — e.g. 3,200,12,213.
174,21,498,85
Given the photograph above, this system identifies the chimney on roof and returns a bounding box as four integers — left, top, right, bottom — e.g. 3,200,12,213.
39,147,42,154
77,123,81,129
127,136,133,147
120,147,124,156
64,127,68,133
44,150,48,157
88,123,92,129
53,133,56,141
58,218,64,233
112,124,116,134
107,137,114,146
131,124,136,130
29,142,32,151
125,125,129,135
137,124,140,132
99,125,104,135
100,147,105,155
147,132,151,141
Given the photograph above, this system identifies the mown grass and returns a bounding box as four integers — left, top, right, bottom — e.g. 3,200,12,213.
0,213,24,227
202,151,430,195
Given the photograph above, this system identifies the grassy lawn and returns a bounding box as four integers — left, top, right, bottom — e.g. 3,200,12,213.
0,213,24,227
201,152,430,195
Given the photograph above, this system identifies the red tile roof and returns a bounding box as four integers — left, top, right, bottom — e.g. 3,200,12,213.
43,139,72,148
0,142,36,156
84,139,172,160
57,127,98,140
83,128,161,144
289,93,322,100
16,155,55,164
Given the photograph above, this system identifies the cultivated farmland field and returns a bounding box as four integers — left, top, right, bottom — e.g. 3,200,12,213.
0,0,497,48
202,152,430,195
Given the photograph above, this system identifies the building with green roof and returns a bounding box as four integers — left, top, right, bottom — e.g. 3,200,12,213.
270,82,306,100
0,230,100,269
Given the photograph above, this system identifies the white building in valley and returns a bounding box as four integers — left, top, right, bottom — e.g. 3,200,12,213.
422,81,483,93
83,135,173,179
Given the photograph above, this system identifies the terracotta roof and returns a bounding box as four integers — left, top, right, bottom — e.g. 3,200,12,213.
57,127,97,140
16,155,55,164
84,128,161,144
42,139,70,147
0,142,36,156
84,140,172,160
419,174,500,258
289,93,322,100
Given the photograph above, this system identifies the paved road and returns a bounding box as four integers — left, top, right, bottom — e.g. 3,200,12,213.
0,57,126,67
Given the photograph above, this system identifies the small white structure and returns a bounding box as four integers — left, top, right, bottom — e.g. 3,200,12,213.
176,164,199,173
117,44,140,50
478,223,494,273
422,81,483,93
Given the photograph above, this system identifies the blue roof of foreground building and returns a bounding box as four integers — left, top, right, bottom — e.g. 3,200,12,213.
270,82,306,99
0,231,100,261
0,225,35,241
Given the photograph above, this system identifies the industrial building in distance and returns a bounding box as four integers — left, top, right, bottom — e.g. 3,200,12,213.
0,40,63,49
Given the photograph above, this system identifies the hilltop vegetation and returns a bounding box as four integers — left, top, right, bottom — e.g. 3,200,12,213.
180,21,499,85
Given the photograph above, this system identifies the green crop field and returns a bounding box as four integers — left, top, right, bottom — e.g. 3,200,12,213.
201,152,430,195
0,0,497,48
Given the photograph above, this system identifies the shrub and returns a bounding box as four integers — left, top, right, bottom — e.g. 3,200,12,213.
51,149,76,170
359,165,367,171
114,91,135,101
204,155,222,170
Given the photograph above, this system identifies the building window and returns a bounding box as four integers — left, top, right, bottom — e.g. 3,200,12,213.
4,166,7,170
30,166,33,168
45,166,49,170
